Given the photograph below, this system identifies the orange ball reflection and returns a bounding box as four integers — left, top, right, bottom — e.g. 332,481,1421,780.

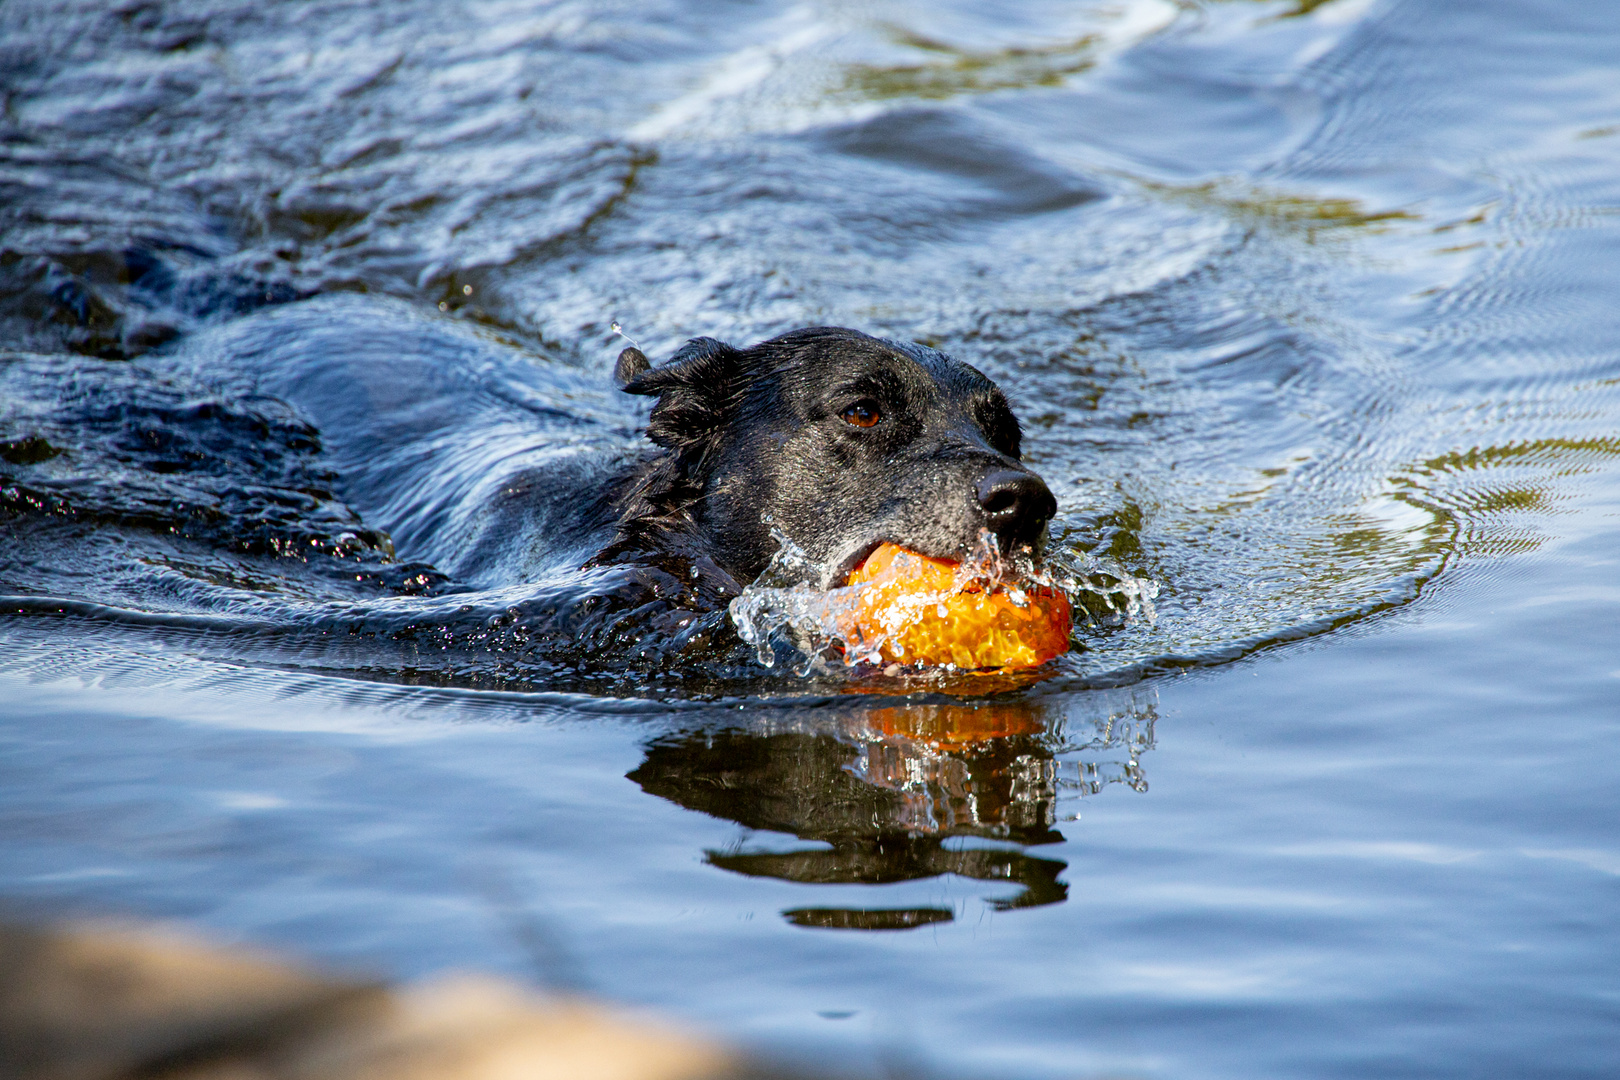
864,702,1048,749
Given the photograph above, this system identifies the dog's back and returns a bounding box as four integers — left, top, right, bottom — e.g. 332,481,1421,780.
156,295,642,584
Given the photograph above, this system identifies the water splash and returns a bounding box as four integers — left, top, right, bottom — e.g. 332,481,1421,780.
725,528,839,671
728,528,1159,674
609,321,642,350
1035,543,1161,629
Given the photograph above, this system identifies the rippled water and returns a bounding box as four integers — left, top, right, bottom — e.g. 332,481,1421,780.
4,0,1620,1076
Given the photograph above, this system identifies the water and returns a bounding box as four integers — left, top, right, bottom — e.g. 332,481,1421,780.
3,0,1619,1076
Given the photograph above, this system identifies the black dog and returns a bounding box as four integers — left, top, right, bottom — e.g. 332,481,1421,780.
595,326,1057,591
175,303,1054,603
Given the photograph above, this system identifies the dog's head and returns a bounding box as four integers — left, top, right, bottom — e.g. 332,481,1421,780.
612,327,1056,589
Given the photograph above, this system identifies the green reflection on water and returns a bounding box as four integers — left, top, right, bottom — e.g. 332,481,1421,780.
1271,0,1345,18
1409,436,1620,478
840,28,1101,102
1139,177,1417,239
1390,436,1620,555
1206,0,1352,19
1310,435,1620,591
1074,429,1620,674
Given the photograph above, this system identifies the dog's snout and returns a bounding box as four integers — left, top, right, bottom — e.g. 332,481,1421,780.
975,469,1057,547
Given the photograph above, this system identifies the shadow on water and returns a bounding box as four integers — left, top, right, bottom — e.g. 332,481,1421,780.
630,691,1155,930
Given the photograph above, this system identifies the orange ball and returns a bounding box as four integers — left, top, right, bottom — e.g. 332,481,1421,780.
831,543,1071,671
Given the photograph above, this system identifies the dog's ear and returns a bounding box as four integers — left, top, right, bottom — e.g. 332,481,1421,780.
614,347,650,387
620,336,747,451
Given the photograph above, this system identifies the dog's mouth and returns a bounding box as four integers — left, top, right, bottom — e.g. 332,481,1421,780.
830,540,891,589
830,537,966,589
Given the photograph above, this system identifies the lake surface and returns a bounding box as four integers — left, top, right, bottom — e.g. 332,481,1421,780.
3,0,1619,1076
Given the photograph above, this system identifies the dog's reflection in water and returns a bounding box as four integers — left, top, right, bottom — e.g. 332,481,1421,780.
628,694,1155,930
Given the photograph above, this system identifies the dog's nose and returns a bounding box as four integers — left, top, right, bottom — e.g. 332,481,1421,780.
975,469,1057,548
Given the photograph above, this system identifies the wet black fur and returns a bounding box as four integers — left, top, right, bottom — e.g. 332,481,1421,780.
173,303,1054,604
591,327,1055,590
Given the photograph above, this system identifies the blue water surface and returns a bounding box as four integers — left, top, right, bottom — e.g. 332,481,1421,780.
3,0,1619,1076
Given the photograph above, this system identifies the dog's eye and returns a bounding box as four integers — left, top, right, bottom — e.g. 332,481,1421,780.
840,400,881,428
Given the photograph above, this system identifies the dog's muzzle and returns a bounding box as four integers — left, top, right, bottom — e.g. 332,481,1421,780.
976,468,1058,551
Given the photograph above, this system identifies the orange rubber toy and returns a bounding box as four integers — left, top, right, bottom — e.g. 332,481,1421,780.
831,543,1071,671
